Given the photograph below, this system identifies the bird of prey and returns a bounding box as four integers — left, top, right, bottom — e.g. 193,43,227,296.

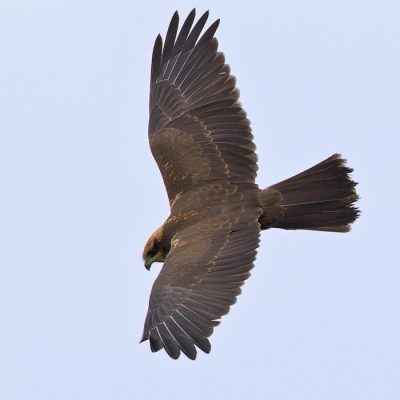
140,9,359,360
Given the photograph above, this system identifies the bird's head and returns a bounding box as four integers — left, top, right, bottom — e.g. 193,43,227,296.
142,226,167,270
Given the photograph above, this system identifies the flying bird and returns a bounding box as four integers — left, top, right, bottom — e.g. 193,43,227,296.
140,9,359,360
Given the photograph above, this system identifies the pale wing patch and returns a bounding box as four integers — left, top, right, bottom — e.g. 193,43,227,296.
168,210,199,223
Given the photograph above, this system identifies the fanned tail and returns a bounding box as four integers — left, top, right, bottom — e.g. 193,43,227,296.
258,154,360,232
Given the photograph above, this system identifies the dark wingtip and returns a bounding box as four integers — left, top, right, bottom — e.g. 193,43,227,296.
139,332,148,344
170,11,179,28
150,34,163,83
209,18,221,35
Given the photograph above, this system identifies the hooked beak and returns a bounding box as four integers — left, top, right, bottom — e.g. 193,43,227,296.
144,256,153,271
143,251,165,271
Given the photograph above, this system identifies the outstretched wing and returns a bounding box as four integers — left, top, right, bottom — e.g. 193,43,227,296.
141,215,260,360
148,9,258,208
142,10,263,359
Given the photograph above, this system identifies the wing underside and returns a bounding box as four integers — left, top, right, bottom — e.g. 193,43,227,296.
142,9,262,359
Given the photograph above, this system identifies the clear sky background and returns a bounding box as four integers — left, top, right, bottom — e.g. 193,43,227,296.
1,1,399,399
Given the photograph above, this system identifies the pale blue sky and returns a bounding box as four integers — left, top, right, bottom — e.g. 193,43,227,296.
1,1,399,399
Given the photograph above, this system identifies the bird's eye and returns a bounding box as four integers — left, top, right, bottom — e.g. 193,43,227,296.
148,248,156,258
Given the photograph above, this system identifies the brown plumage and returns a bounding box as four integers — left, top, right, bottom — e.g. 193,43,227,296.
140,9,360,360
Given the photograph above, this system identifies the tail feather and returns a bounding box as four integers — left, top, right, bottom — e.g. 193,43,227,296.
258,154,360,232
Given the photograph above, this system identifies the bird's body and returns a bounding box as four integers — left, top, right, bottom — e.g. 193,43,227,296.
140,9,359,360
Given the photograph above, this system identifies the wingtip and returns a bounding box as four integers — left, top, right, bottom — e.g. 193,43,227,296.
198,9,210,24
212,18,221,31
139,332,148,344
171,10,179,24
